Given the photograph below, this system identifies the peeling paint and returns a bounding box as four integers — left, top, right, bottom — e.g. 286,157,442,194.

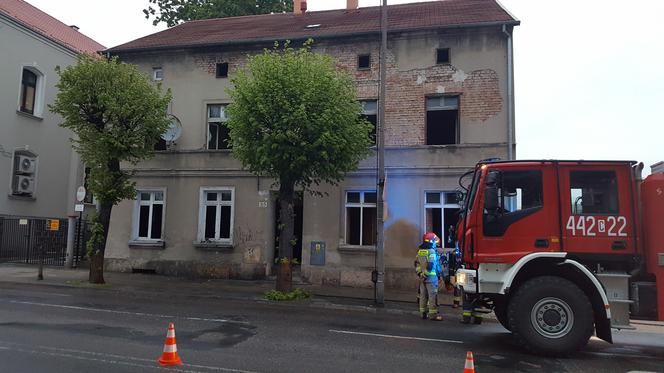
452,69,468,83
436,85,445,94
416,74,426,85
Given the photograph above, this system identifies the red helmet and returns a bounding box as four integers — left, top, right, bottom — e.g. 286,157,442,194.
423,232,440,244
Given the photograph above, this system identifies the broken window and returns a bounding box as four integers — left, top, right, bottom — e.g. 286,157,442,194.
358,54,371,70
216,62,229,78
207,104,230,150
425,191,461,248
360,100,377,145
426,96,459,145
570,171,619,215
345,191,377,246
135,190,165,240
199,188,234,242
436,48,450,64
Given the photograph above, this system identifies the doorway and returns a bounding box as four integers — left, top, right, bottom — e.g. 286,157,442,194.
274,192,304,263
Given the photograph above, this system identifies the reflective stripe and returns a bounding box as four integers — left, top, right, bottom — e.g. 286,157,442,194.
167,329,175,338
417,249,429,256
163,344,177,353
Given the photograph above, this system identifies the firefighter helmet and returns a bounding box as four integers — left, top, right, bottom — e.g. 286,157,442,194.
423,232,440,244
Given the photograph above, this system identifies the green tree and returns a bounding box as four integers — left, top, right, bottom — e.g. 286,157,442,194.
50,56,171,284
144,0,293,27
227,41,372,291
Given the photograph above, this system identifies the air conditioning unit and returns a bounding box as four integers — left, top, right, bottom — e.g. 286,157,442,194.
12,175,35,195
15,155,36,174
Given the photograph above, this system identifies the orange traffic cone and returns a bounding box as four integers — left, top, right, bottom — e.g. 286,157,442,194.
464,351,475,373
158,322,182,366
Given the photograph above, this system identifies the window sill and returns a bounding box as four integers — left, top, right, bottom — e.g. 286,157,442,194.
338,244,376,254
193,242,234,251
16,110,43,121
8,194,36,201
129,240,165,249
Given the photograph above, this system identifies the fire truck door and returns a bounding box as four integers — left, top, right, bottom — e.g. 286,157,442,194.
559,165,636,255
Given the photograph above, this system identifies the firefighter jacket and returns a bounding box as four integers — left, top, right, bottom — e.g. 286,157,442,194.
414,243,442,284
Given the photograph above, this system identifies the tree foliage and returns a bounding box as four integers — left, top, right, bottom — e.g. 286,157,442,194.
144,0,293,27
50,56,171,283
227,41,372,292
227,40,372,194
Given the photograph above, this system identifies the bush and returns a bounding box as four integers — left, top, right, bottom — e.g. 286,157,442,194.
264,288,311,301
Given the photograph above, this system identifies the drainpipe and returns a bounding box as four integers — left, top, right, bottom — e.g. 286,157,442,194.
502,24,515,160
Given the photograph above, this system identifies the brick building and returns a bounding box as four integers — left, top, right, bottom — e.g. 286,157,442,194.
104,0,519,291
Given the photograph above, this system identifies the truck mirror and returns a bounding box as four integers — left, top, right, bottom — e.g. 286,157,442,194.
484,170,501,214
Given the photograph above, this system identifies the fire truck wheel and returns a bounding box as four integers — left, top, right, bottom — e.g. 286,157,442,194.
493,300,510,331
507,276,594,356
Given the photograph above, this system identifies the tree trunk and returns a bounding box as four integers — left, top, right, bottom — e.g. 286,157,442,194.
89,200,113,284
276,180,295,292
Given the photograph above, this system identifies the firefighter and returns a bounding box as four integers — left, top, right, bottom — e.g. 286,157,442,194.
414,232,443,321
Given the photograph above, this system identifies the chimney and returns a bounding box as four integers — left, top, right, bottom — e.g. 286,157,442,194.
294,0,307,14
69,25,79,31
347,0,359,10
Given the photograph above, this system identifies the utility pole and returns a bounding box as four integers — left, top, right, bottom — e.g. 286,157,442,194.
374,0,387,306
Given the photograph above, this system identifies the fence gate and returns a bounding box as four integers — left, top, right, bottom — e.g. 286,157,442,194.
0,216,74,266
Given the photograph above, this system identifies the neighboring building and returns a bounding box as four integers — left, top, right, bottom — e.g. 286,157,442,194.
652,162,664,174
105,0,519,291
0,0,104,219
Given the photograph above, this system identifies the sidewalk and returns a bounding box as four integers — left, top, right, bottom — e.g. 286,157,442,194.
0,263,461,318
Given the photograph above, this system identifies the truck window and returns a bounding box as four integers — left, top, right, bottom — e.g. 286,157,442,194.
483,170,543,237
570,171,618,215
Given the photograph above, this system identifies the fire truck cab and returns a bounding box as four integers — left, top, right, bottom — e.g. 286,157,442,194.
454,160,664,356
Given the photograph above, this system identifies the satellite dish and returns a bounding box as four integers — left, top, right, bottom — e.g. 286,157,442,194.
161,115,182,143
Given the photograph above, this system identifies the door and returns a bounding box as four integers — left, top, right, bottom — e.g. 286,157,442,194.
477,164,560,264
559,164,636,255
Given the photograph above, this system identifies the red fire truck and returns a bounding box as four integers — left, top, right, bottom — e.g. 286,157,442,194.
454,160,664,355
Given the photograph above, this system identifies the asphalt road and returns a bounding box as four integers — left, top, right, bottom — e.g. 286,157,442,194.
0,282,662,373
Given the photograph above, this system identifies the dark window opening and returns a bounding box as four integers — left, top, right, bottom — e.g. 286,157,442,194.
205,206,216,239
570,171,619,215
358,54,371,70
436,48,450,64
216,62,229,78
219,205,231,239
208,123,231,150
360,100,377,145
151,204,163,239
20,69,37,114
426,96,459,145
139,205,150,238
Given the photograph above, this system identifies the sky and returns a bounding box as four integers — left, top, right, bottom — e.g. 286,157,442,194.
24,0,664,172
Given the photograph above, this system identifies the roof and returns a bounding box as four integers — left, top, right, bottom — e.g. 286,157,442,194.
108,0,518,53
0,0,105,54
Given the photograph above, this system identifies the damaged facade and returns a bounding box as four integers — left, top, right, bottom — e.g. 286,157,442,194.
104,0,519,291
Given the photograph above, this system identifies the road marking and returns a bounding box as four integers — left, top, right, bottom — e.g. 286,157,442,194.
584,351,664,361
0,341,261,373
329,329,463,344
7,300,248,325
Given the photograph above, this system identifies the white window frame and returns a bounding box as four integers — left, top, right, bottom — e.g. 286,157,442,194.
344,190,377,246
152,67,163,81
197,187,235,244
17,65,45,118
132,188,166,241
206,103,229,150
423,191,461,247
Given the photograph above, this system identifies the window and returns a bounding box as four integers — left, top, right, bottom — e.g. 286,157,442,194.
20,69,37,114
153,67,163,81
436,48,450,64
483,170,543,237
216,62,229,78
425,191,461,248
345,191,377,246
358,54,371,70
134,190,165,240
10,150,38,197
198,188,234,243
360,100,377,144
570,171,619,215
207,104,230,150
426,96,459,145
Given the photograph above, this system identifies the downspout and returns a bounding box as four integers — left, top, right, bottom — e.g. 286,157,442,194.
502,24,515,160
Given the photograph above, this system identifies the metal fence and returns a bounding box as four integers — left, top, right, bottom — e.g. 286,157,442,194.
0,216,90,267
